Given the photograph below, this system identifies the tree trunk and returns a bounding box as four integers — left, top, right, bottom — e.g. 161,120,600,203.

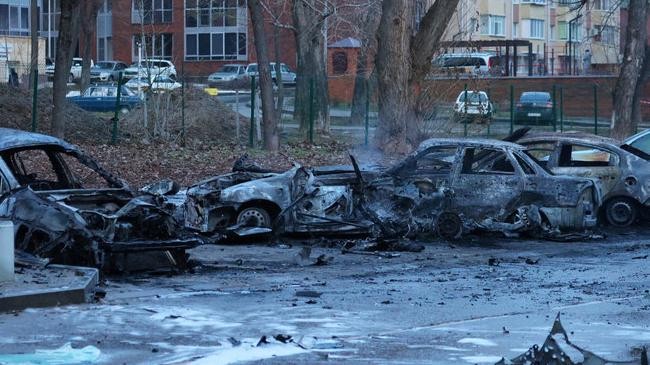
273,23,284,121
350,4,381,124
293,0,329,136
631,47,650,128
51,0,82,138
29,0,38,88
611,0,648,140
249,0,279,151
80,0,102,92
375,0,459,152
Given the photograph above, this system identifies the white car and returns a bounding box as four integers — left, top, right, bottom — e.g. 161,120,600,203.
207,64,248,85
452,90,493,122
46,57,94,83
125,75,181,93
245,62,297,85
123,59,177,80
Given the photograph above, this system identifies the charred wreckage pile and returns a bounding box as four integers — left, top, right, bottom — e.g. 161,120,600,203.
2,127,650,272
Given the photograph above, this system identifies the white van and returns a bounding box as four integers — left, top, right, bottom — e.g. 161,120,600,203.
434,53,501,75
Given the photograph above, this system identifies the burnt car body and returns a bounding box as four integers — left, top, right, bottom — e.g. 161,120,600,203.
184,140,600,240
518,132,650,227
0,128,200,272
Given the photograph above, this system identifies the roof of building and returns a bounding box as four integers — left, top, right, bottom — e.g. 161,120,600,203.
328,37,361,48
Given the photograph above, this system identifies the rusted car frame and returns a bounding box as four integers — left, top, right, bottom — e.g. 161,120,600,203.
518,132,650,226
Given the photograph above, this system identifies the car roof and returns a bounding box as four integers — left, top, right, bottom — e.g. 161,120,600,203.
0,128,79,152
624,128,650,144
518,132,620,147
417,138,524,152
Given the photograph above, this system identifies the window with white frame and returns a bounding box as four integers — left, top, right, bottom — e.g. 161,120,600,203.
480,15,505,36
592,0,613,10
0,3,30,36
132,33,173,61
530,19,544,39
595,25,616,45
184,0,248,61
132,0,172,24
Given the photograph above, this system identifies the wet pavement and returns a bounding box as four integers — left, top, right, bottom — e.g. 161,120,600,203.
0,227,649,364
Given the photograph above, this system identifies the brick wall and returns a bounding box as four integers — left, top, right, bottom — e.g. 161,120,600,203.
328,47,360,104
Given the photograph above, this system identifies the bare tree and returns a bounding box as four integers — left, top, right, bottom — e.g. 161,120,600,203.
611,0,648,140
349,1,381,124
52,0,82,138
80,0,103,91
293,0,331,135
249,0,279,150
374,0,459,153
29,0,38,88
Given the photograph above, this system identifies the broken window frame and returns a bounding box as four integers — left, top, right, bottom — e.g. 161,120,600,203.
557,143,620,168
460,147,518,176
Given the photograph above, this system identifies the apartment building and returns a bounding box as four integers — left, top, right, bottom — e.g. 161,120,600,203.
443,0,622,75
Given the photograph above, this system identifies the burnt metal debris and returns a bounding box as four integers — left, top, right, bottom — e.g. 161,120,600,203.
0,128,201,273
517,131,650,227
496,313,648,365
183,139,600,242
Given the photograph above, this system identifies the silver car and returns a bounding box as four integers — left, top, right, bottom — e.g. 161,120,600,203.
207,64,247,86
90,61,128,82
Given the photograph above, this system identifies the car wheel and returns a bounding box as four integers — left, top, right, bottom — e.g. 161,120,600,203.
436,212,463,240
120,107,130,115
605,197,638,227
68,74,74,83
108,75,114,82
237,207,272,228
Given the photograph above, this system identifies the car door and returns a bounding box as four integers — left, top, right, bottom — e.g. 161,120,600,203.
452,146,523,220
551,143,620,195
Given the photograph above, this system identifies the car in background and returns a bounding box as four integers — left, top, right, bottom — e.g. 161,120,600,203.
624,129,650,155
514,92,554,125
125,75,181,93
123,59,177,80
207,64,248,86
67,84,142,113
245,62,297,85
517,131,650,227
90,61,129,82
452,90,492,123
433,53,502,76
46,57,94,83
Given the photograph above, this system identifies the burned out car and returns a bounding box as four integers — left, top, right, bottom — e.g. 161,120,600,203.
184,140,600,240
0,128,200,272
517,132,650,227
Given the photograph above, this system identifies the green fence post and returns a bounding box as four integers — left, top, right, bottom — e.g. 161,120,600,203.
552,84,557,132
309,77,315,144
181,64,185,147
364,77,370,146
560,87,564,132
111,72,123,145
250,76,256,148
509,84,514,135
31,68,38,132
593,84,598,135
486,86,491,137
463,83,468,137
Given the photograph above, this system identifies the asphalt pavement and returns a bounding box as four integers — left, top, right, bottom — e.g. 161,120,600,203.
0,227,649,364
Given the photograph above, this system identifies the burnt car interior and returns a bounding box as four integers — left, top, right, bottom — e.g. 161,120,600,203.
461,148,515,174
558,144,617,167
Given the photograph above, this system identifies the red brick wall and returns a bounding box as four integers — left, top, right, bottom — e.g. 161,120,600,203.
328,47,360,104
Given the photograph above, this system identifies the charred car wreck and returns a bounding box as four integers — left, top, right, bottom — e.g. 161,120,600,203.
0,128,201,272
184,139,600,241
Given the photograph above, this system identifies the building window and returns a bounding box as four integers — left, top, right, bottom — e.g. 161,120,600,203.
0,4,30,36
592,0,612,10
513,22,518,37
530,19,544,39
185,0,248,61
595,25,616,45
480,15,505,36
558,21,567,40
132,0,172,24
132,33,173,61
521,0,546,4
332,52,348,75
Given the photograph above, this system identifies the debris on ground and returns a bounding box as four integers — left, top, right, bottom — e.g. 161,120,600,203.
294,290,323,298
496,313,648,365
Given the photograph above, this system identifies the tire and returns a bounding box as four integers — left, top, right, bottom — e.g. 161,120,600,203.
119,107,129,115
236,207,272,228
604,197,638,227
68,74,74,83
436,212,463,240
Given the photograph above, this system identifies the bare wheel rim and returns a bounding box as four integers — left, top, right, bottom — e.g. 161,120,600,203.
237,208,270,227
608,200,635,226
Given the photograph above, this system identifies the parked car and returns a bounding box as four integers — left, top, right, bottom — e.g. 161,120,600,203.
452,90,492,122
245,62,297,85
207,64,248,86
123,59,177,80
90,61,129,82
0,128,201,272
125,75,181,93
67,84,142,113
517,131,650,227
514,92,554,125
624,129,650,155
46,57,94,83
433,52,502,76
184,140,599,241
